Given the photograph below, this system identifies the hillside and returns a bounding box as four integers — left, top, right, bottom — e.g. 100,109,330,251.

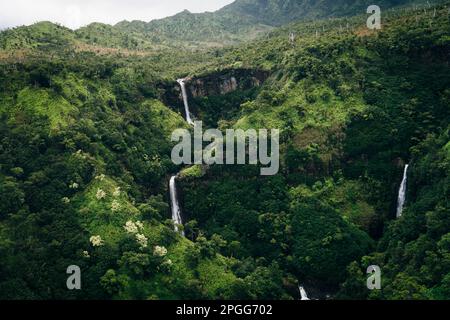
178,2,450,297
0,0,424,50
114,10,272,48
110,0,419,46
0,0,449,301
220,0,415,25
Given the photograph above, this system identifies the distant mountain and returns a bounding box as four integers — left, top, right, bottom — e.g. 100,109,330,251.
113,9,272,47
0,21,75,51
219,0,415,26
0,0,421,50
110,0,417,47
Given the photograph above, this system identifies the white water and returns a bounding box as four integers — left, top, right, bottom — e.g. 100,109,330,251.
169,175,184,236
299,285,310,300
168,78,196,236
177,78,194,126
396,164,409,218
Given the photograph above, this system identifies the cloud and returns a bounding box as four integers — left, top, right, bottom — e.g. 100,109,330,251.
0,0,235,30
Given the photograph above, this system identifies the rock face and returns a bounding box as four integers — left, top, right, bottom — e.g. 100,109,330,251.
184,69,268,98
160,68,268,115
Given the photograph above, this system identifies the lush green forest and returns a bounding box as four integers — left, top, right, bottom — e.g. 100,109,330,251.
0,0,449,300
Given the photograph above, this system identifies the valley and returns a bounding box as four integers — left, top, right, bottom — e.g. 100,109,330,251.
0,0,449,300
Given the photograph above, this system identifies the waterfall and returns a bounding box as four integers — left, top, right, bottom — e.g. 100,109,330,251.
177,78,194,126
169,78,195,236
169,175,184,236
396,164,409,218
299,285,310,300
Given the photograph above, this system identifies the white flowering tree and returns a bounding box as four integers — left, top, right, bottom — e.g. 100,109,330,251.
153,245,167,257
113,187,121,197
111,200,121,212
96,188,106,200
90,235,104,247
136,234,148,249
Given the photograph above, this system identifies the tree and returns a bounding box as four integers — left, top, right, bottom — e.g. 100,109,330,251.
0,177,24,218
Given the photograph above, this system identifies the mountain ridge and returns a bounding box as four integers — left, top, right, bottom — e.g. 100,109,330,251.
0,0,423,50
0,0,449,300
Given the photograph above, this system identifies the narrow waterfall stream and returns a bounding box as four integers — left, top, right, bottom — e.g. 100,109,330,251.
169,78,195,236
396,164,409,218
169,175,184,236
177,78,194,126
299,285,310,300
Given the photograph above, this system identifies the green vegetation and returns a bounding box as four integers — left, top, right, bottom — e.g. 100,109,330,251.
0,0,418,50
0,0,449,300
221,0,414,26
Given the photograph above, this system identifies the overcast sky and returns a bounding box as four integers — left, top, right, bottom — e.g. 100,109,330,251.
0,0,235,30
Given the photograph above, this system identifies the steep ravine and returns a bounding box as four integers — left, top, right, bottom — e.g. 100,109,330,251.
168,69,268,235
161,68,269,121
168,78,196,237
168,72,314,300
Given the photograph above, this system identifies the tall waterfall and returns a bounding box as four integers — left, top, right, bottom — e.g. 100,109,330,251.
299,285,310,300
169,78,195,236
177,78,194,126
169,175,184,236
396,164,409,218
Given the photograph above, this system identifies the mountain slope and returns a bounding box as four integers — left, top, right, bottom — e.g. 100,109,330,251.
0,0,425,50
114,9,272,47
0,0,449,301
112,0,419,46
0,21,74,51
219,0,418,26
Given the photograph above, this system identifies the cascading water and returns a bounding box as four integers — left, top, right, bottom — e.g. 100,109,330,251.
177,78,194,126
396,164,409,218
168,78,195,236
169,175,184,236
299,285,310,300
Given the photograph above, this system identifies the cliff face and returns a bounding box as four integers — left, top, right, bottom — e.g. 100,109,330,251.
159,68,268,119
184,69,268,98
190,76,238,97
